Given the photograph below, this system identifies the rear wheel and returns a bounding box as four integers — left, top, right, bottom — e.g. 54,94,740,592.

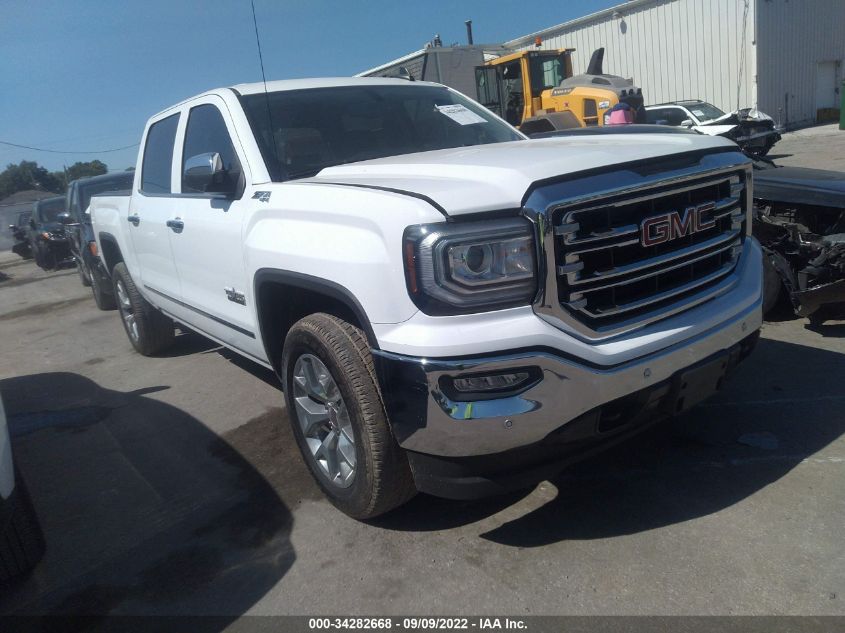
112,263,175,355
91,267,116,310
77,260,92,287
282,313,416,519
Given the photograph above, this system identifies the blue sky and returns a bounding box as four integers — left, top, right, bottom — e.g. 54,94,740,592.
0,0,616,172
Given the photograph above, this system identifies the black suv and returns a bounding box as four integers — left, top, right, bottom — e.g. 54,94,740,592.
29,196,71,271
64,171,134,309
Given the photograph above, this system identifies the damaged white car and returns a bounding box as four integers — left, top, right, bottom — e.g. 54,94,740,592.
646,100,782,156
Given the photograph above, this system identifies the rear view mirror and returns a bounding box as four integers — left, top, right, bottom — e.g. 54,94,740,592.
680,119,694,128
183,152,227,194
57,212,74,225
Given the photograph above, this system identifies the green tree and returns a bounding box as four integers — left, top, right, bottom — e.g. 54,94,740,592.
0,160,64,199
65,160,108,183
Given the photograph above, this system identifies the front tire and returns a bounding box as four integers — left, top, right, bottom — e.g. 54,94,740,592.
0,474,45,583
762,252,783,315
112,263,175,356
282,313,416,519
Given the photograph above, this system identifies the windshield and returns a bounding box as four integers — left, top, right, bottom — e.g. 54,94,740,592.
239,84,523,181
78,172,135,221
686,102,725,123
528,53,568,96
35,197,66,223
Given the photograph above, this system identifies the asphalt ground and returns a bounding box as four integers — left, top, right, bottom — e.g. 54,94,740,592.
0,127,843,620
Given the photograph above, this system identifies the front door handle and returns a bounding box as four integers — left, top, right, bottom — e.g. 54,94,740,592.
128,214,140,226
166,218,184,233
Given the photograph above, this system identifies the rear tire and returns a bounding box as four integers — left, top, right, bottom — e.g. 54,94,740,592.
0,473,45,584
77,260,92,287
282,313,416,519
90,266,116,311
112,262,175,356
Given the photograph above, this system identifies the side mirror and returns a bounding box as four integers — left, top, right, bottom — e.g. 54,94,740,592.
8,224,14,231
57,212,74,225
680,119,694,128
183,152,227,194
29,219,37,230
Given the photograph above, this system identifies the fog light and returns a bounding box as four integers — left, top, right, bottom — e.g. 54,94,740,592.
441,367,542,402
453,372,530,392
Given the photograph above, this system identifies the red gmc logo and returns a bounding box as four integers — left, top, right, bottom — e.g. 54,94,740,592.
640,202,716,247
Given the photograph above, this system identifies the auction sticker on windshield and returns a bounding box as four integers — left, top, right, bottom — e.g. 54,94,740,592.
436,104,487,125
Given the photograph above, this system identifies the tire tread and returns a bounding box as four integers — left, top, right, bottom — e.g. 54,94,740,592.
285,313,416,519
112,263,175,355
0,474,45,583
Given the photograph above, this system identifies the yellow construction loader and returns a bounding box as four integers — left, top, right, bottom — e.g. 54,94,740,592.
475,46,646,133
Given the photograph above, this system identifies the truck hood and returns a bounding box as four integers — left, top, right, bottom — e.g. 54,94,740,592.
306,134,735,216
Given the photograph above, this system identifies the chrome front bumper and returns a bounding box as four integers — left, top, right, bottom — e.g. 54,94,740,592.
373,290,762,459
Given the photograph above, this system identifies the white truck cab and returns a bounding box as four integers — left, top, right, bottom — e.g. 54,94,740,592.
91,77,763,518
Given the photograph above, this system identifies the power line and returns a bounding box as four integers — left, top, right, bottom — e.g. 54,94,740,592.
0,140,139,154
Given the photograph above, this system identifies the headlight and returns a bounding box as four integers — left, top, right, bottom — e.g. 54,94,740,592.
403,218,537,315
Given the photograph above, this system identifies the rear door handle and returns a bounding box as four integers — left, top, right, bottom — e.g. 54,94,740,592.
166,218,184,233
128,214,140,226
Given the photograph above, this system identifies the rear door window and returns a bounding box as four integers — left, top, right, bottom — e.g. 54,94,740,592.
141,113,179,194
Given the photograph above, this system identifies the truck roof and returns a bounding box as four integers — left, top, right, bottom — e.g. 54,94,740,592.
151,76,438,119
231,76,424,96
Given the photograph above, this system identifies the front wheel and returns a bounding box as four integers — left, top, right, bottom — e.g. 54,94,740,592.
112,263,175,356
281,313,416,519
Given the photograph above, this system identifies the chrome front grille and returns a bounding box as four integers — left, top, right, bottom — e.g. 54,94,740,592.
549,168,748,334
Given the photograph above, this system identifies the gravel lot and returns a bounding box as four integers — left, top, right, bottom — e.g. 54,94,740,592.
0,127,843,619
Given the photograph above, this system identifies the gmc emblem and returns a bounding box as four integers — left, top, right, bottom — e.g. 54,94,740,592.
641,202,716,246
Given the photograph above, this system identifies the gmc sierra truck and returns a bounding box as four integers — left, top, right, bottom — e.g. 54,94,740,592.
91,77,762,519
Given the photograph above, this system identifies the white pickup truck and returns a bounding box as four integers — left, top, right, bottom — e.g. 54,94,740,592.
91,77,763,518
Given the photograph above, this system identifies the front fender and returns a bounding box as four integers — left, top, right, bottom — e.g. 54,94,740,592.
243,182,445,328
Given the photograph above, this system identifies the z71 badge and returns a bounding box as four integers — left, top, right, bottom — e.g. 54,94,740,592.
252,191,272,202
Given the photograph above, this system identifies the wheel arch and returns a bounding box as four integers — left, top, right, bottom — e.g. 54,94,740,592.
97,232,124,275
253,269,379,375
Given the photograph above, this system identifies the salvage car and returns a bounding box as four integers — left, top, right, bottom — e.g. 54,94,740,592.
750,154,845,323
645,100,781,156
29,196,72,271
0,394,45,583
64,171,135,309
8,211,32,260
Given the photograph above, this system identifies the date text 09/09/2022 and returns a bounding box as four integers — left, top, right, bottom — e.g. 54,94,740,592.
308,617,528,630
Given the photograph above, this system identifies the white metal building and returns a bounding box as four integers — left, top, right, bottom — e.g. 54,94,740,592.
505,0,845,128
361,0,845,129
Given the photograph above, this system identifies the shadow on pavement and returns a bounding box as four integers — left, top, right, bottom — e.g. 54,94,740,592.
0,372,296,619
376,337,845,543
156,329,280,389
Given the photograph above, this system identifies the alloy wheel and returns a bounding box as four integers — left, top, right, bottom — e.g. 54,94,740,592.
292,354,357,488
115,279,139,342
